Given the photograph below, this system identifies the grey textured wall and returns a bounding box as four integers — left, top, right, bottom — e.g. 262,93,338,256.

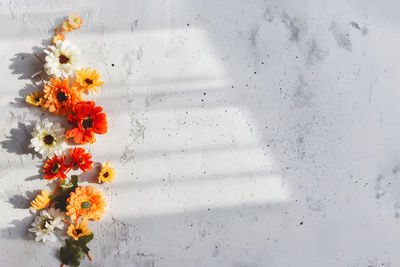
1,0,399,266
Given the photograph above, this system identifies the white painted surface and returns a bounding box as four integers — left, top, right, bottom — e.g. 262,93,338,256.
1,0,400,266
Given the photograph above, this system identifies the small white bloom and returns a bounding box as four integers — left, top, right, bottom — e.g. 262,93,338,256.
44,40,80,78
29,119,66,158
29,208,65,243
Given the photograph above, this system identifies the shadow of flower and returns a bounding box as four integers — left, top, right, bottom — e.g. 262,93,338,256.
9,44,46,81
0,216,35,240
0,122,33,156
77,162,102,184
7,190,41,209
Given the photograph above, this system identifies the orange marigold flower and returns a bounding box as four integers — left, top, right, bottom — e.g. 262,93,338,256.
30,190,50,210
75,67,104,94
43,78,83,116
65,101,108,145
66,186,106,222
62,14,82,32
52,33,65,44
70,147,93,172
43,155,69,180
67,222,91,240
98,162,116,184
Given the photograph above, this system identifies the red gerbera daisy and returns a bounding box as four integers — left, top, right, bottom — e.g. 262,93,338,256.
65,101,107,145
70,147,93,172
43,155,69,180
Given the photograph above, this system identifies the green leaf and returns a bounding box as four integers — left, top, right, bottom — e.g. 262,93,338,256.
59,234,95,266
60,180,73,192
70,175,78,186
52,192,71,211
71,257,81,267
78,233,94,244
53,176,79,211
60,238,85,267
76,233,94,253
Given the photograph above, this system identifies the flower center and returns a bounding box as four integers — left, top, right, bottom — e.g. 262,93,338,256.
40,218,52,230
51,163,60,174
34,97,40,102
82,117,93,129
59,54,70,64
103,172,109,178
81,201,91,210
85,78,93,85
57,92,68,102
74,229,83,235
43,134,54,145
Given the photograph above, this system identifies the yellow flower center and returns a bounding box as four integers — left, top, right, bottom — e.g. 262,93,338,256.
51,163,60,174
76,156,85,165
40,218,51,230
103,172,109,178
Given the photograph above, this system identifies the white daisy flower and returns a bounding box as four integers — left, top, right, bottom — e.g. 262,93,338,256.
44,40,80,78
29,208,65,243
29,119,66,158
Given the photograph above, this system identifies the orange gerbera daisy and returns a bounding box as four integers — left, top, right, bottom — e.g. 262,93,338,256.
70,147,93,172
75,67,104,94
43,78,82,116
67,222,91,240
43,155,69,180
66,186,106,222
65,101,107,145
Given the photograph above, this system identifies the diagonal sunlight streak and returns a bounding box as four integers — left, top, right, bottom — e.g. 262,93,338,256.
109,109,289,217
78,27,292,217
114,173,288,217
65,28,230,94
2,27,291,219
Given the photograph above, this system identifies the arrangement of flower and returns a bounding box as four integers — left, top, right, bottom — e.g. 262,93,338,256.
24,14,116,267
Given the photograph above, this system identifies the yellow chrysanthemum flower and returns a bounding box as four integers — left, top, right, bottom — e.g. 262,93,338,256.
67,222,91,240
52,33,65,44
75,67,104,94
30,190,50,210
26,91,46,108
98,162,116,184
